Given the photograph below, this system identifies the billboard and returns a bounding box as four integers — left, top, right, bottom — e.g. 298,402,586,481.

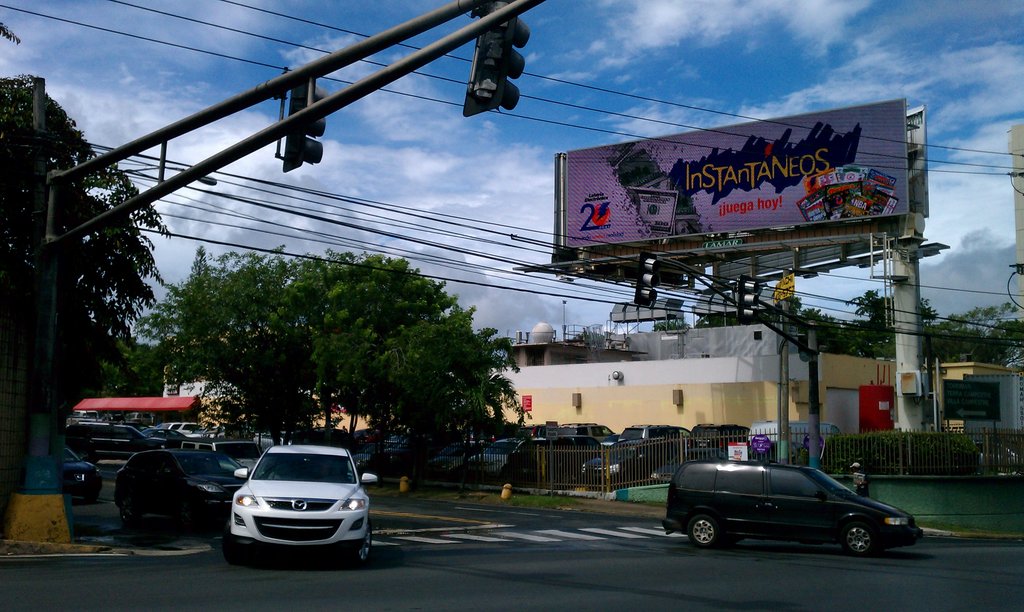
564,99,910,247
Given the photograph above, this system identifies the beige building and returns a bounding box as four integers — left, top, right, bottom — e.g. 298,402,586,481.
506,322,900,435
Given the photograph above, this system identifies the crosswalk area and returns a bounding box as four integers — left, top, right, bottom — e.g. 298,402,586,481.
373,526,687,547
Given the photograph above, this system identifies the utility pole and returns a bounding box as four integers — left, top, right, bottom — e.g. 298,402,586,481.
778,297,790,464
1011,125,1024,316
806,325,821,469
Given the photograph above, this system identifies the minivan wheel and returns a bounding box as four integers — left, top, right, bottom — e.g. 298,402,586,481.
687,514,721,548
840,521,877,556
119,494,140,526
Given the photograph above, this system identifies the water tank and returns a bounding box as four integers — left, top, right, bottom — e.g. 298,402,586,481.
530,322,555,344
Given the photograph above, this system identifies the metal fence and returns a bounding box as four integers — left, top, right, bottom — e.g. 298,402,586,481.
415,430,1024,492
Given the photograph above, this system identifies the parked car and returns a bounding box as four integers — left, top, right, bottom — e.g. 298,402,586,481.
65,423,166,462
114,449,245,529
662,459,923,556
351,436,414,476
618,424,691,442
156,422,208,438
62,447,102,502
559,423,617,443
426,441,484,476
583,438,681,486
466,438,524,479
141,427,191,448
687,424,751,460
223,444,378,567
180,439,263,468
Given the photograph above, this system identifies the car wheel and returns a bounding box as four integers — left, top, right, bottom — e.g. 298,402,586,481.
177,499,198,530
347,520,372,568
840,521,878,556
222,527,248,566
119,494,140,526
687,513,721,548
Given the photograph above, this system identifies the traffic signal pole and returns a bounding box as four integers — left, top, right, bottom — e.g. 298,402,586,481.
51,0,545,246
10,0,547,543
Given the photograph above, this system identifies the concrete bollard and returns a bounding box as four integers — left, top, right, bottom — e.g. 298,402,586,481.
399,476,410,493
501,483,512,500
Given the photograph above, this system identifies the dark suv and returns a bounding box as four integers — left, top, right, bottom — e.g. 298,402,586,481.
687,424,751,460
65,423,166,462
662,459,923,556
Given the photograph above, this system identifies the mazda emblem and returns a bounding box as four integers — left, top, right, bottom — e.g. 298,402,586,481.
292,499,307,511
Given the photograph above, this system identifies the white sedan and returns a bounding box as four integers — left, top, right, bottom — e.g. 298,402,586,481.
223,444,378,567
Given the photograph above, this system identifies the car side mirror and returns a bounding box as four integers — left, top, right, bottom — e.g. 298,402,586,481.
361,472,379,485
234,467,249,479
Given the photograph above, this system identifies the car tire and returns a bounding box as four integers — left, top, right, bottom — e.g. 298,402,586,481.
687,513,721,548
118,494,140,526
840,520,878,556
177,499,198,530
222,528,248,566
346,520,372,568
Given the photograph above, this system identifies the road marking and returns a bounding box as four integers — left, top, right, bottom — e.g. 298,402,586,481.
619,527,687,538
490,531,563,542
372,540,399,546
579,528,647,539
534,529,604,540
393,535,463,544
445,533,513,543
372,510,493,525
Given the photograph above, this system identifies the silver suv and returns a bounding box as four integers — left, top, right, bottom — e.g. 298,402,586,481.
619,424,690,442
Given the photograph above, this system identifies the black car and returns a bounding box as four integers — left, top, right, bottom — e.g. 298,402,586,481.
141,427,191,448
65,423,166,462
686,424,751,460
662,459,923,556
583,438,681,487
114,449,245,529
63,447,102,502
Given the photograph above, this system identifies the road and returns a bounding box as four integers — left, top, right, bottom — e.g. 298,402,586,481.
3,476,1023,611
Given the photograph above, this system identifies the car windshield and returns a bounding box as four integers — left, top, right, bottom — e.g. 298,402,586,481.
484,440,519,456
252,453,356,484
619,429,644,441
220,443,261,460
175,452,240,476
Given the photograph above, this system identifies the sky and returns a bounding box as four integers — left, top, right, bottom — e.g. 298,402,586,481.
3,0,1024,341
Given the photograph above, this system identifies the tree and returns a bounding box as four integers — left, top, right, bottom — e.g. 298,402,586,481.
1,23,19,45
141,249,524,456
140,248,315,442
926,302,1024,368
0,75,165,401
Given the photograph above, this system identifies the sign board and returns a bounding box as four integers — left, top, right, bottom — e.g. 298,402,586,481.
773,272,795,302
944,380,1000,420
545,420,560,439
564,99,909,246
522,395,532,412
728,442,749,461
750,434,772,454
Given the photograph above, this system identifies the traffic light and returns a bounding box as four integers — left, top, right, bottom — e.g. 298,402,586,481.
633,253,661,307
463,1,530,117
282,79,327,173
736,275,762,324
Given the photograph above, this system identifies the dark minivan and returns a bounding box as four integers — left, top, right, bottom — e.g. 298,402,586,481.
662,460,922,556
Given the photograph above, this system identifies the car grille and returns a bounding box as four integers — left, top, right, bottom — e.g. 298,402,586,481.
264,497,336,512
254,517,343,542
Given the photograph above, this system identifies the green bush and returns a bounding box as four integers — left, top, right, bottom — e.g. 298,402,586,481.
822,431,979,476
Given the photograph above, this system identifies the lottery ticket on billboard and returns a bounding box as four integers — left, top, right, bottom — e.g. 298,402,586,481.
565,99,909,247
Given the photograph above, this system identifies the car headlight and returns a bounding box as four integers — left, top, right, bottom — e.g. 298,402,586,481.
195,482,226,493
340,498,368,511
234,494,260,507
884,516,910,526
608,464,620,475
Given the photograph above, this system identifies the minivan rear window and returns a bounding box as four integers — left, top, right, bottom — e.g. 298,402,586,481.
676,463,716,490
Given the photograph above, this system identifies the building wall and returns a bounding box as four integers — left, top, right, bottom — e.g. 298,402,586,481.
507,349,894,434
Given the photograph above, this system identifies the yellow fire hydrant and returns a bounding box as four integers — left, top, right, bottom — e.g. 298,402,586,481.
399,476,410,493
500,483,513,500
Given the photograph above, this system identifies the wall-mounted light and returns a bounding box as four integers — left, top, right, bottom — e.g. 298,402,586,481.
672,389,683,406
611,370,623,382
